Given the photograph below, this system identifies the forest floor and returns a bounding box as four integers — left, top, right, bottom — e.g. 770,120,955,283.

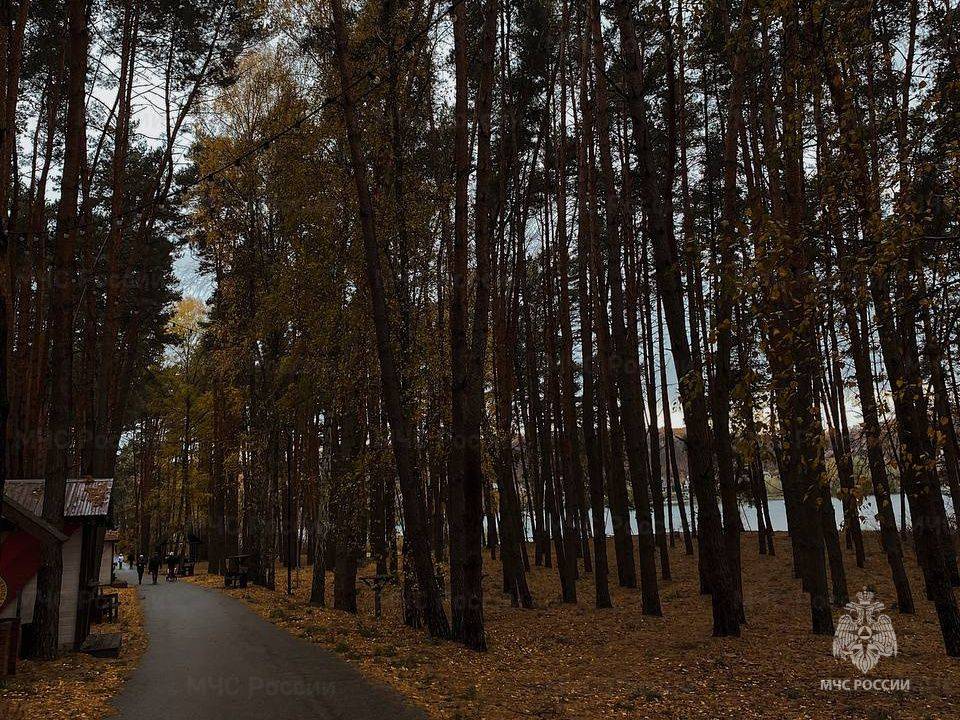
189,533,960,720
0,583,148,720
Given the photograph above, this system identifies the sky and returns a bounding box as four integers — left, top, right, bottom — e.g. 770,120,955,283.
174,245,214,303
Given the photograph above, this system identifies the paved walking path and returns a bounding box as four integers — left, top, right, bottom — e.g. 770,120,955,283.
112,569,427,720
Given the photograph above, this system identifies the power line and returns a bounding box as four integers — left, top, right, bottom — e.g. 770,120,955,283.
51,0,466,324
25,0,465,247
190,1,462,194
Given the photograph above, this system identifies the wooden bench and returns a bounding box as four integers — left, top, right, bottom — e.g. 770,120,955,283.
224,555,249,588
224,570,247,588
94,589,120,623
178,561,196,577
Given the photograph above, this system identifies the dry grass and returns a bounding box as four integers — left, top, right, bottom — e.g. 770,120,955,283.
188,533,960,720
0,584,148,720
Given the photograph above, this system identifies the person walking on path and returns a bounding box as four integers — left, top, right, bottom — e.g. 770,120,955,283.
149,553,161,584
136,555,147,585
166,552,178,581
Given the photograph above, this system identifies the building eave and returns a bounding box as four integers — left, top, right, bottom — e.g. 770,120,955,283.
1,496,69,543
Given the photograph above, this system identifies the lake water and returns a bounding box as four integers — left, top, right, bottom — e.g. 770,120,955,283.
529,493,956,538
736,493,955,533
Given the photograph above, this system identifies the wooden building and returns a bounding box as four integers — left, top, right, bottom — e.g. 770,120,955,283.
100,530,120,584
0,478,115,650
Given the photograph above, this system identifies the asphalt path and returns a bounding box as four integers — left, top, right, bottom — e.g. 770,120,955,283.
111,568,427,720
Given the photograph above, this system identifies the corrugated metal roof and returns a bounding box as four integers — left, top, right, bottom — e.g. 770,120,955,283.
4,478,114,518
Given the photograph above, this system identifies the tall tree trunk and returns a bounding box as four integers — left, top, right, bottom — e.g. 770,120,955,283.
448,0,498,650
820,19,957,647
447,0,468,626
330,0,448,638
543,204,578,601
611,0,739,635
640,240,671,579
658,294,692,554
574,35,610,606
555,0,592,589
588,0,660,617
711,0,753,621
333,409,363,614
32,0,87,659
